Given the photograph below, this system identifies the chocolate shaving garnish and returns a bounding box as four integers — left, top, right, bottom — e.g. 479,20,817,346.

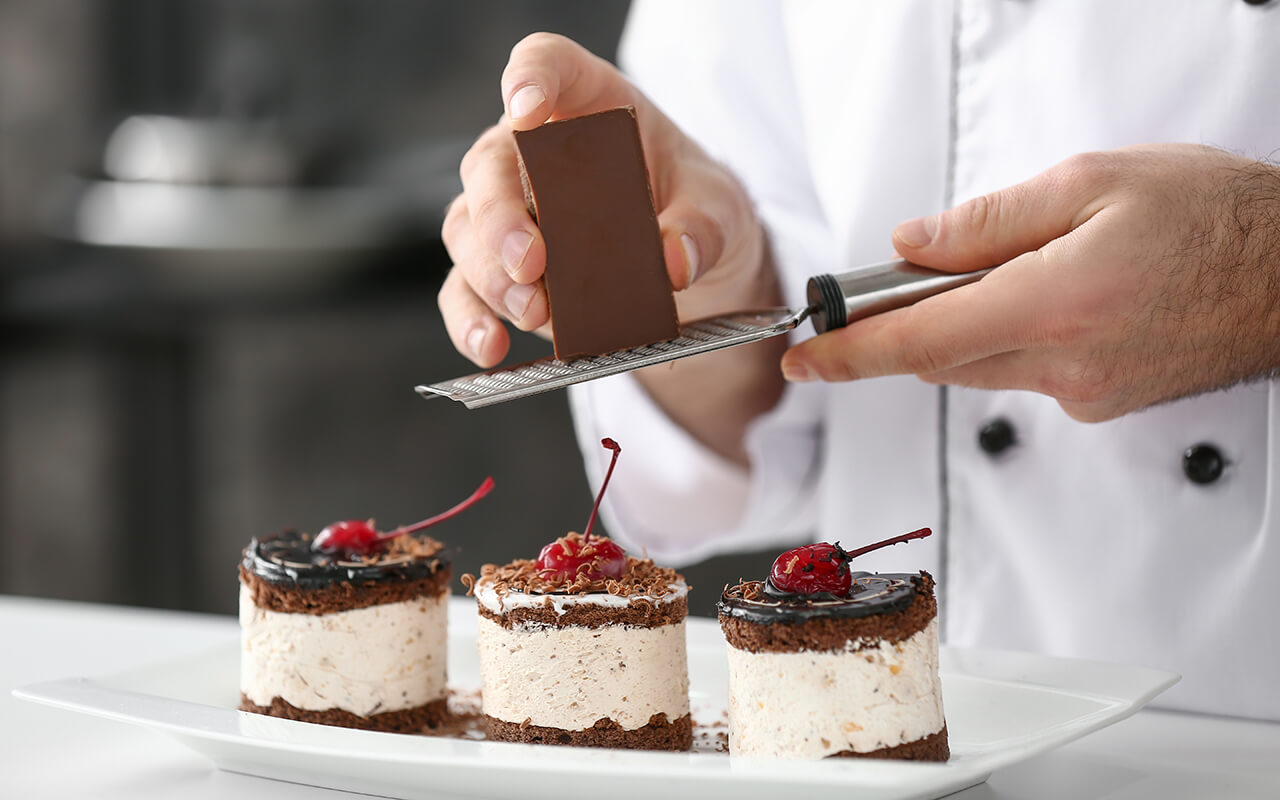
475,545,683,599
383,534,446,560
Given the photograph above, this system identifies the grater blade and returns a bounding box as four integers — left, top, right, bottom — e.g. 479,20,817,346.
416,307,810,409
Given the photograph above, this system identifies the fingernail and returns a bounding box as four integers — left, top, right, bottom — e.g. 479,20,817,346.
681,233,700,285
504,282,536,320
894,215,938,248
782,362,815,382
467,326,487,360
502,230,534,278
509,84,546,120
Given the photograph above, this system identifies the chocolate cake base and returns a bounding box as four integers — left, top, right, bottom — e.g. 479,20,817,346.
719,573,938,654
485,712,692,750
240,694,449,733
830,725,950,762
239,563,451,616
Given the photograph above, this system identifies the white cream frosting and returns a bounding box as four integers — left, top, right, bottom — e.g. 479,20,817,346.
475,613,689,731
473,580,688,617
726,618,945,759
239,586,447,717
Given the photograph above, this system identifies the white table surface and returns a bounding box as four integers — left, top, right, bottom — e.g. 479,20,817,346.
2,594,1277,800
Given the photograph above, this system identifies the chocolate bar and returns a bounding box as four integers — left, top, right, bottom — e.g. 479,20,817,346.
514,107,679,360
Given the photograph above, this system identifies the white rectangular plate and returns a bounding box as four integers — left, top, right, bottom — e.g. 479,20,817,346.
13,598,1177,800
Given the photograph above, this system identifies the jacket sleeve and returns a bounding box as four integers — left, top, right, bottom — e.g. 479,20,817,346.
567,0,833,565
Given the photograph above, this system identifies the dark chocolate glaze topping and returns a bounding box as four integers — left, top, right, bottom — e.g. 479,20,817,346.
717,571,921,624
242,529,449,589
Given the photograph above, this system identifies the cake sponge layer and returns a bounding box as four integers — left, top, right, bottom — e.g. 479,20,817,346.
239,694,448,733
484,712,692,750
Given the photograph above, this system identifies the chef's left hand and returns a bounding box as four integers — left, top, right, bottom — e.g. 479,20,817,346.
779,143,1280,422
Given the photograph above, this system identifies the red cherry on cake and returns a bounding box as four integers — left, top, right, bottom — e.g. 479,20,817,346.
312,476,494,557
312,519,382,554
769,528,933,596
536,438,627,581
770,542,853,595
536,534,627,581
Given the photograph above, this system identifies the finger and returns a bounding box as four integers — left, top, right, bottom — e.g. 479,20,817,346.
920,348,1137,423
443,199,550,332
892,151,1116,272
916,349,1122,423
780,250,1054,382
917,350,1041,392
457,126,547,284
437,267,511,368
654,159,749,290
502,33,641,130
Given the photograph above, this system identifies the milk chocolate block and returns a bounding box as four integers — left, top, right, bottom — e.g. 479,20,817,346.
514,107,679,360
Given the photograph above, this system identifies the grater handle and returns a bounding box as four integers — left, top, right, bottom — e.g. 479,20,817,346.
805,259,995,334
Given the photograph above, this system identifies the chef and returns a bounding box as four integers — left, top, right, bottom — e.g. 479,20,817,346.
438,0,1280,721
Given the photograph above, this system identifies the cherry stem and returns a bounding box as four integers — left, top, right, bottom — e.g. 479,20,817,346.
844,527,932,560
582,438,621,544
378,476,495,541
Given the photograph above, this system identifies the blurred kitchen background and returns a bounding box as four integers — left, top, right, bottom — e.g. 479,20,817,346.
0,0,774,617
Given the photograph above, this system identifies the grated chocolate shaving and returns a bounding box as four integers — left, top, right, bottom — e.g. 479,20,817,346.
466,534,685,599
723,580,767,601
384,533,445,560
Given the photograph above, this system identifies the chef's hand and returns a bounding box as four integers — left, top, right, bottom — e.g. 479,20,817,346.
438,33,775,368
781,144,1280,422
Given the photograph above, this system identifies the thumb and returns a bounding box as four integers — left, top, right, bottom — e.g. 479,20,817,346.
502,33,642,131
892,156,1106,272
654,157,758,290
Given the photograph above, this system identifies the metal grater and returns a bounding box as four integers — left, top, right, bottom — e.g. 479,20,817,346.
417,259,992,408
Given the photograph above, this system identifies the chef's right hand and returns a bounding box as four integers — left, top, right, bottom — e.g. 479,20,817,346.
438,33,775,367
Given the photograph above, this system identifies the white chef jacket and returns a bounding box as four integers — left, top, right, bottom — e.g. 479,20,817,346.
568,0,1280,721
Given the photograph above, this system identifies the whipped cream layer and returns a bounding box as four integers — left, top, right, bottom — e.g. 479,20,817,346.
474,579,687,618
239,586,446,717
476,612,689,731
726,619,944,759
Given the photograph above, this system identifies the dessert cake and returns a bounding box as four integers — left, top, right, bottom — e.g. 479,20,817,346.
238,477,492,732
717,531,948,760
466,439,692,749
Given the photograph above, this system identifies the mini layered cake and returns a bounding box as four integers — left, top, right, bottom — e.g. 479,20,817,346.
466,438,692,750
717,532,948,761
470,542,691,749
238,478,492,732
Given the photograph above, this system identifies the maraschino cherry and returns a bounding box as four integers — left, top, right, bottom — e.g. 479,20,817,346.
769,527,932,595
536,438,626,581
312,476,495,557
